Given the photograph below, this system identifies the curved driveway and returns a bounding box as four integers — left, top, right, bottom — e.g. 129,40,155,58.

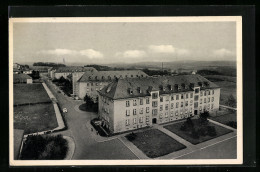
42,75,137,160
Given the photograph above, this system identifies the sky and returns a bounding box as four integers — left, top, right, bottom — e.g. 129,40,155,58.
13,21,237,64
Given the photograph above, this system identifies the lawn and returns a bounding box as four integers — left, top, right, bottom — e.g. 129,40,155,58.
214,81,237,107
125,129,186,158
14,103,58,134
203,74,237,107
14,83,51,105
164,119,233,145
209,111,237,129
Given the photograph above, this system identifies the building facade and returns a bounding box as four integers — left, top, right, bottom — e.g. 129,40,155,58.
49,66,97,80
98,74,220,134
73,70,148,100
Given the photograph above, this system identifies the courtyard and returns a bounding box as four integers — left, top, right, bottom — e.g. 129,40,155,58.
163,118,233,145
125,129,186,158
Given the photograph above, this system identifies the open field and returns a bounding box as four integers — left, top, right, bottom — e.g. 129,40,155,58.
214,81,236,106
204,75,236,83
14,83,51,105
125,129,186,158
164,119,233,145
209,111,237,128
14,103,58,134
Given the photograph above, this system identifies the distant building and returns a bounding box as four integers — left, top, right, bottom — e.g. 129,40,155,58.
49,66,97,80
98,74,220,134
23,70,33,75
13,74,33,84
73,70,148,101
176,68,197,74
30,66,52,73
13,68,20,74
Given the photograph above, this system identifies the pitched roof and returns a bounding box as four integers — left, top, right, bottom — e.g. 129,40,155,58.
53,66,97,73
98,74,219,100
78,70,148,82
13,73,32,80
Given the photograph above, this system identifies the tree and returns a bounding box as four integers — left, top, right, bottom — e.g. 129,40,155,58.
84,94,94,108
199,111,209,126
226,94,236,107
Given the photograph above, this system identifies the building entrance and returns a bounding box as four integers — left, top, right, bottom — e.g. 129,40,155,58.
152,118,157,124
194,110,198,115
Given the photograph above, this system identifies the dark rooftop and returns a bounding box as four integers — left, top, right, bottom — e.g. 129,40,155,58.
98,74,219,100
78,70,148,82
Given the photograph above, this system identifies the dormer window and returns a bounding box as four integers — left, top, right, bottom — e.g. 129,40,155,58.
169,85,173,90
108,76,111,80
95,76,98,80
163,86,166,91
190,83,195,88
125,75,128,78
181,83,185,89
204,81,209,86
129,88,133,95
131,75,133,77
137,87,142,93
89,76,92,79
198,82,202,87
101,76,105,80
175,84,179,90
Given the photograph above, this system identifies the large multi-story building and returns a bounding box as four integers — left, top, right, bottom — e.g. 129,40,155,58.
97,74,220,134
72,70,148,100
49,66,97,80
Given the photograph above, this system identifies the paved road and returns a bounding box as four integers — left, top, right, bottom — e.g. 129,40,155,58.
177,136,237,159
41,75,137,160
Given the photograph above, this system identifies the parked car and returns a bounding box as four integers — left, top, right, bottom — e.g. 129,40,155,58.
63,108,67,113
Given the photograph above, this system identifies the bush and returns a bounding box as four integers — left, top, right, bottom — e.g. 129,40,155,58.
191,129,199,139
126,133,137,141
226,121,237,129
180,124,187,131
185,117,194,129
198,126,208,136
207,126,217,136
20,134,68,160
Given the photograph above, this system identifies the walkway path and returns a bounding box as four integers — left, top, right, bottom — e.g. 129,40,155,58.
63,136,75,160
42,82,65,130
220,104,237,111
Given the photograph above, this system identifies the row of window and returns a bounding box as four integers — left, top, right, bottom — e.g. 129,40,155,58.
126,93,195,107
125,116,149,126
86,82,104,86
86,87,103,92
200,97,214,104
89,74,145,81
152,93,194,101
200,90,215,96
126,102,195,116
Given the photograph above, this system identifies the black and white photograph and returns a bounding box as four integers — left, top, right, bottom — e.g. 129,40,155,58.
9,16,243,166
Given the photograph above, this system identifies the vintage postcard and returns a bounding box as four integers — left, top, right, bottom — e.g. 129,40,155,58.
9,16,242,166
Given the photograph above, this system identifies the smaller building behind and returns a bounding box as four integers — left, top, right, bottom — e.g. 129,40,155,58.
13,74,33,84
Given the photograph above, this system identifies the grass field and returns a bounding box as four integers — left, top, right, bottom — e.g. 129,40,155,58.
14,103,58,134
214,81,237,106
204,74,237,107
209,111,237,129
164,119,232,145
125,129,186,158
14,84,51,105
204,75,236,83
